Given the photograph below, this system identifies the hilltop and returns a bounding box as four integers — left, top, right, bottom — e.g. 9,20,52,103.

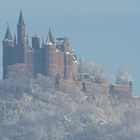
0,61,140,140
1,10,140,140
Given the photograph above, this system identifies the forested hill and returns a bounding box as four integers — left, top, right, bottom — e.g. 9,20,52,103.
0,62,140,140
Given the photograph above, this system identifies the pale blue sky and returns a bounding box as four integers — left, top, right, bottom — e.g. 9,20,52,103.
0,0,140,95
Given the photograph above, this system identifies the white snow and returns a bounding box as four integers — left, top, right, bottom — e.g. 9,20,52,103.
47,42,53,46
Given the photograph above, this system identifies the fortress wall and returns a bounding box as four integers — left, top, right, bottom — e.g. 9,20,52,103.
59,80,80,93
44,46,51,76
24,50,34,65
15,64,34,74
49,46,56,74
133,97,140,108
53,51,60,72
56,51,60,69
33,50,45,75
64,54,73,80
59,80,110,95
59,79,132,98
7,63,34,78
110,85,132,98
84,82,110,95
72,61,79,80
59,52,64,74
56,51,64,78
48,47,65,78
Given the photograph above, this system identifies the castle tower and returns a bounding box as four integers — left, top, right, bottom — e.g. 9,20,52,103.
63,37,70,52
45,29,57,76
3,26,14,47
17,10,26,63
23,34,34,77
63,38,73,80
17,10,26,46
32,35,40,50
46,28,54,44
64,53,73,80
32,35,45,76
24,34,32,64
3,26,15,79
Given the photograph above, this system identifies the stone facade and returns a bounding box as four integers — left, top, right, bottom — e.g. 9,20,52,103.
2,11,133,98
2,11,79,80
59,79,132,97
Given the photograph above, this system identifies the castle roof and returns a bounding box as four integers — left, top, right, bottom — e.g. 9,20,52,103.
18,9,25,25
46,28,54,44
4,26,12,40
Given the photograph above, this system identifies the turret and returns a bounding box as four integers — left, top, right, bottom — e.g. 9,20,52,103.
32,35,40,50
45,29,57,75
64,53,73,80
16,10,26,63
3,26,15,79
3,26,14,47
17,10,26,46
63,37,70,52
46,28,54,45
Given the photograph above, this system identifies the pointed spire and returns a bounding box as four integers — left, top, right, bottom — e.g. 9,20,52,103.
18,9,25,24
4,25,12,40
46,27,54,44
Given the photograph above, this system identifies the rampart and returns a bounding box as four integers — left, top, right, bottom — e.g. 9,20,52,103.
59,80,132,97
110,84,132,98
59,79,81,93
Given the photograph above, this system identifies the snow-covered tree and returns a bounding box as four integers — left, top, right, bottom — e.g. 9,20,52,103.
81,62,108,84
109,75,116,85
116,69,132,85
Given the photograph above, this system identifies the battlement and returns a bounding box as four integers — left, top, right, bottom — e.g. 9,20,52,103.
2,11,79,81
82,82,109,95
58,79,132,97
110,84,132,98
2,11,133,99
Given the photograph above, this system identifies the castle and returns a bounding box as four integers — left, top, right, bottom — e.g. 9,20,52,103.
3,10,79,80
2,11,133,97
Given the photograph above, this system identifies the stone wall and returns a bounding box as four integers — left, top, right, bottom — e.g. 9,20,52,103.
83,82,109,95
110,84,132,98
133,97,140,108
59,80,132,98
59,79,81,93
7,63,34,78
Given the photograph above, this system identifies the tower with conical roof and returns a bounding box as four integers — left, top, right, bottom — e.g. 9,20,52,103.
46,28,54,45
3,25,14,47
2,10,79,81
3,25,15,79
17,9,26,46
4,26,13,40
17,10,26,63
44,29,55,75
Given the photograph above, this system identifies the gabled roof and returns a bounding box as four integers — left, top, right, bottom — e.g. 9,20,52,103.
18,9,25,24
46,28,54,44
4,26,12,40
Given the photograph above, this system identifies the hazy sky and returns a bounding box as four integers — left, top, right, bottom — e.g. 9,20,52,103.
0,0,140,95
